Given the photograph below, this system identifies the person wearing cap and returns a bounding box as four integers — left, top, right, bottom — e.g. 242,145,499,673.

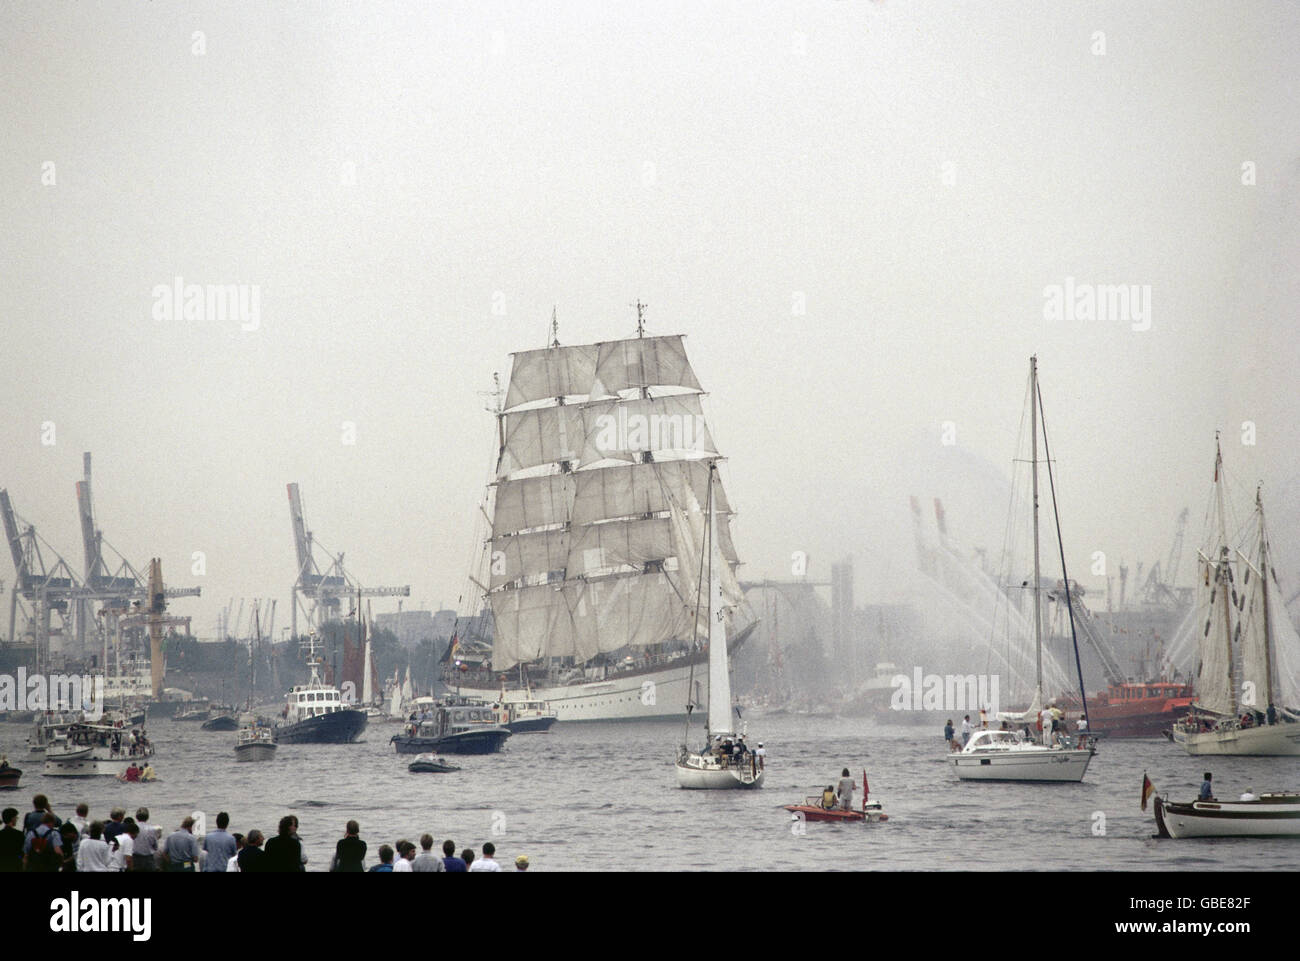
754,742,766,770
514,855,529,872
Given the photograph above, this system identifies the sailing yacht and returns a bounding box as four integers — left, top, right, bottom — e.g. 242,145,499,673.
951,357,1096,782
1170,438,1300,755
448,306,755,721
675,462,763,789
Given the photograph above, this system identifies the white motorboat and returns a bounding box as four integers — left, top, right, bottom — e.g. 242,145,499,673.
950,729,1094,781
675,462,764,790
1154,791,1300,838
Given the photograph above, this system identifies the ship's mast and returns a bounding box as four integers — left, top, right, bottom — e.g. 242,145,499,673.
1213,433,1236,714
1030,356,1042,697
1257,486,1275,710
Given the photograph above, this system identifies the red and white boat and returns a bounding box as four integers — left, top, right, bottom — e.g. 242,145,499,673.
785,772,887,823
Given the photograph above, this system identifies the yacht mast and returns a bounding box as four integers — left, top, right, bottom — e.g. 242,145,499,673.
1213,433,1237,715
1257,486,1275,709
1030,356,1042,696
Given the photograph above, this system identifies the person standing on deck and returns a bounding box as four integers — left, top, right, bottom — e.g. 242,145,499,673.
1199,772,1214,801
836,768,855,811
960,716,972,746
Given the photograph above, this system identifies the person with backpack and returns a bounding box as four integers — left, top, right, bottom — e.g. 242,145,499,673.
24,812,63,872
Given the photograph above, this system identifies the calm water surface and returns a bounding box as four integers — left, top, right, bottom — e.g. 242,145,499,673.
3,715,1295,871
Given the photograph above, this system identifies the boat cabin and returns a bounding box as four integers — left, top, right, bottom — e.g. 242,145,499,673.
962,730,1026,752
286,685,345,722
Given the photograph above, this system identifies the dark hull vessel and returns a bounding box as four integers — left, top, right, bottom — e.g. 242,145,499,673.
0,766,21,790
275,709,367,744
506,716,557,734
391,727,510,755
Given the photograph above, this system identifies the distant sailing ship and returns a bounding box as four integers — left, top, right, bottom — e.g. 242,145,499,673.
449,305,755,721
1170,436,1300,755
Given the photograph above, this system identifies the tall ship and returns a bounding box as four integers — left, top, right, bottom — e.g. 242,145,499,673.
1170,437,1300,755
447,306,755,721
274,633,368,744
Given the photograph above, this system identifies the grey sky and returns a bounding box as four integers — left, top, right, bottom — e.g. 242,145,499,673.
2,1,1296,636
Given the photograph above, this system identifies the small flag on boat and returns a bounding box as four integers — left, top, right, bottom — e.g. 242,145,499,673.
1141,773,1156,811
863,769,869,802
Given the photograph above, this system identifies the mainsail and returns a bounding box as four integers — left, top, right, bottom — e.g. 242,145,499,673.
485,330,744,672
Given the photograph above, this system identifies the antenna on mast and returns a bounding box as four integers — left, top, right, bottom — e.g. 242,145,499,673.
632,300,647,338
550,306,560,348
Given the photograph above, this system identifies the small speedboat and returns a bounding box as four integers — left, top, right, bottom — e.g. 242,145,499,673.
408,753,460,773
785,772,887,823
201,714,239,732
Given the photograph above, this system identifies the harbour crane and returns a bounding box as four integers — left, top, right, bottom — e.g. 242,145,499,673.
287,482,410,639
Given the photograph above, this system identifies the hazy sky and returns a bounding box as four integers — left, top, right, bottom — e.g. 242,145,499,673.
2,1,1297,638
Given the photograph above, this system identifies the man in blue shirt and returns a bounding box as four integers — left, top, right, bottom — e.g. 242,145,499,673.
202,812,238,872
441,838,467,872
1199,772,1213,801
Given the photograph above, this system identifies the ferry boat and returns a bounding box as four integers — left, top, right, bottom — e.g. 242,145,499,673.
390,699,511,755
43,718,155,777
273,634,367,745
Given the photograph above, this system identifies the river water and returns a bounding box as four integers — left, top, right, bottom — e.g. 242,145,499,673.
3,714,1295,871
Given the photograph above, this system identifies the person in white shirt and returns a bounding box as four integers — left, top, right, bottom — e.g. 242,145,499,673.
469,842,502,872
76,821,115,872
960,716,972,746
70,804,90,839
1040,707,1054,746
227,833,244,872
755,743,766,771
109,822,135,871
392,840,415,872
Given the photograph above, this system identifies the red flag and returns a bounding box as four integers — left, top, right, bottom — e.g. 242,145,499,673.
863,769,869,804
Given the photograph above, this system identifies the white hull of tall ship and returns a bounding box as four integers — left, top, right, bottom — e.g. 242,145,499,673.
1172,721,1300,756
1155,794,1300,838
485,663,708,722
949,731,1094,782
675,751,764,789
43,749,140,778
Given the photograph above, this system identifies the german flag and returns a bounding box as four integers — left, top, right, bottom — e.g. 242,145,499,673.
1141,773,1156,811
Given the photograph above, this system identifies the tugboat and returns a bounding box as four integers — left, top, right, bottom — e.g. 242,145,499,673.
390,698,510,755
274,634,368,745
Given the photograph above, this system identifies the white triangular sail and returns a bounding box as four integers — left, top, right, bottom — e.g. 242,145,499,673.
362,641,374,705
